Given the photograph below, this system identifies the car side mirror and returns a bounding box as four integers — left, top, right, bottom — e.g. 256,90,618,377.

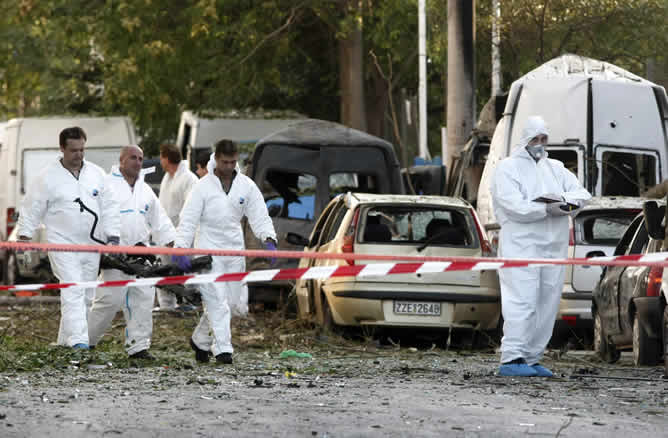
643,201,665,240
286,232,310,247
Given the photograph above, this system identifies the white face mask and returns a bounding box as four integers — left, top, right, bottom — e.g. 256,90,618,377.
526,144,545,161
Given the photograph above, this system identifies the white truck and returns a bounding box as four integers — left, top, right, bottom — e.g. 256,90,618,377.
0,116,137,285
175,110,305,172
475,54,668,344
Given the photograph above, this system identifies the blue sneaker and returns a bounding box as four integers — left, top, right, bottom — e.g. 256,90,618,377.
531,364,554,377
498,362,538,377
72,343,89,350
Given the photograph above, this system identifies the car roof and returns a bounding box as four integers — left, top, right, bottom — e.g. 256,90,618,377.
580,196,663,211
346,192,472,208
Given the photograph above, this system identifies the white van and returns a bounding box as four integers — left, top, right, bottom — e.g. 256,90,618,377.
0,116,137,284
477,54,668,232
475,54,668,344
175,110,304,172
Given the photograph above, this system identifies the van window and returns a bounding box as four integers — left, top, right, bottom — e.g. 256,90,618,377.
600,150,657,196
330,172,378,199
264,170,316,220
22,148,121,194
547,149,579,176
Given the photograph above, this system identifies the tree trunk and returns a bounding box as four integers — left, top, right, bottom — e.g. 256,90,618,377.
338,0,367,131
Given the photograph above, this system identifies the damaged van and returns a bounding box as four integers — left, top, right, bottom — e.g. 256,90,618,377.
477,54,668,232
242,119,404,304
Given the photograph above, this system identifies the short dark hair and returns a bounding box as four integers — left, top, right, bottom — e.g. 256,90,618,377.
159,143,182,165
59,127,87,148
195,149,211,168
214,139,238,157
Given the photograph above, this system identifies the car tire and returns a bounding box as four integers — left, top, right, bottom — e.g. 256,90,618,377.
662,305,668,376
594,312,620,364
632,314,660,366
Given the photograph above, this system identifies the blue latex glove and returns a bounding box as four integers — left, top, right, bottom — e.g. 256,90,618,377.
172,255,192,272
264,240,277,266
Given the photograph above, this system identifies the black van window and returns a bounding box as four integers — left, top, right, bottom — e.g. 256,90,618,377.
546,149,578,176
264,170,317,221
601,151,656,196
329,172,378,199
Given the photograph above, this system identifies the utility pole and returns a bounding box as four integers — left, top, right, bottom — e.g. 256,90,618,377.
418,0,430,159
491,0,502,97
446,0,475,179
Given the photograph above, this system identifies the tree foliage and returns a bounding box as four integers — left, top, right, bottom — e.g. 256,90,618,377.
0,0,665,156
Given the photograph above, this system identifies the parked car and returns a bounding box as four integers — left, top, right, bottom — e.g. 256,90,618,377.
553,197,646,345
290,193,500,336
591,201,666,367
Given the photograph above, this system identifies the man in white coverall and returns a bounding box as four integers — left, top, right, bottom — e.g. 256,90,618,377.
491,116,591,377
17,127,120,349
174,139,277,364
157,143,198,310
88,145,176,359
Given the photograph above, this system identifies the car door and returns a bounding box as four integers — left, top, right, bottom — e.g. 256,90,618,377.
616,220,650,339
295,198,340,315
595,215,643,335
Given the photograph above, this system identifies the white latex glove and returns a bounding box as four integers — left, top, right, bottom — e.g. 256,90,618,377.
546,202,572,216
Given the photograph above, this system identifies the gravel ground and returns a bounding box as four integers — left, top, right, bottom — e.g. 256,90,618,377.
1,303,667,437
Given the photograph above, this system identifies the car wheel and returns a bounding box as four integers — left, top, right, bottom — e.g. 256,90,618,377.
662,306,668,376
632,314,660,366
594,312,620,364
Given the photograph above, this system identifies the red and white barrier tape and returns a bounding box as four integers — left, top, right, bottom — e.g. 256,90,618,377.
2,241,668,268
4,253,668,293
3,241,668,293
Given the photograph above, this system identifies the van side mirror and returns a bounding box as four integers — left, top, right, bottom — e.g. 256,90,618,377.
286,232,310,247
642,201,665,240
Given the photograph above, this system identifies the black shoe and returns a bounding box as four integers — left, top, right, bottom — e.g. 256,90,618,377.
215,352,233,364
190,338,212,363
129,349,155,361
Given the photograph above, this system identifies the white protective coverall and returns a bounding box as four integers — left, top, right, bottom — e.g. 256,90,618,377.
17,158,120,347
88,166,176,354
491,116,591,365
157,160,198,308
176,154,276,356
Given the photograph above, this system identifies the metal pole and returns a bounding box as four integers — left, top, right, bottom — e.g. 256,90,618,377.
418,0,430,159
491,0,502,96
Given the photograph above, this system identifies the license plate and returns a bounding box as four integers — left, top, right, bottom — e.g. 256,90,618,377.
393,301,441,316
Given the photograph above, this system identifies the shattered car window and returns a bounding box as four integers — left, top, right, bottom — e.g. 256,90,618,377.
330,173,378,199
264,171,316,220
362,205,478,247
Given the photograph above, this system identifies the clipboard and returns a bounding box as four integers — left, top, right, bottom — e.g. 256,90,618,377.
532,196,579,210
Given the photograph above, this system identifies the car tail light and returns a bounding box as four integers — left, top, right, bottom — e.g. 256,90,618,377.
646,266,663,297
569,221,574,246
470,208,493,256
341,208,360,266
562,315,577,327
6,207,17,238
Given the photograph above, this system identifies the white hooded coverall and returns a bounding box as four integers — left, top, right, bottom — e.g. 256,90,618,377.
491,116,591,365
17,158,120,347
176,155,276,356
157,160,198,308
88,166,176,354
